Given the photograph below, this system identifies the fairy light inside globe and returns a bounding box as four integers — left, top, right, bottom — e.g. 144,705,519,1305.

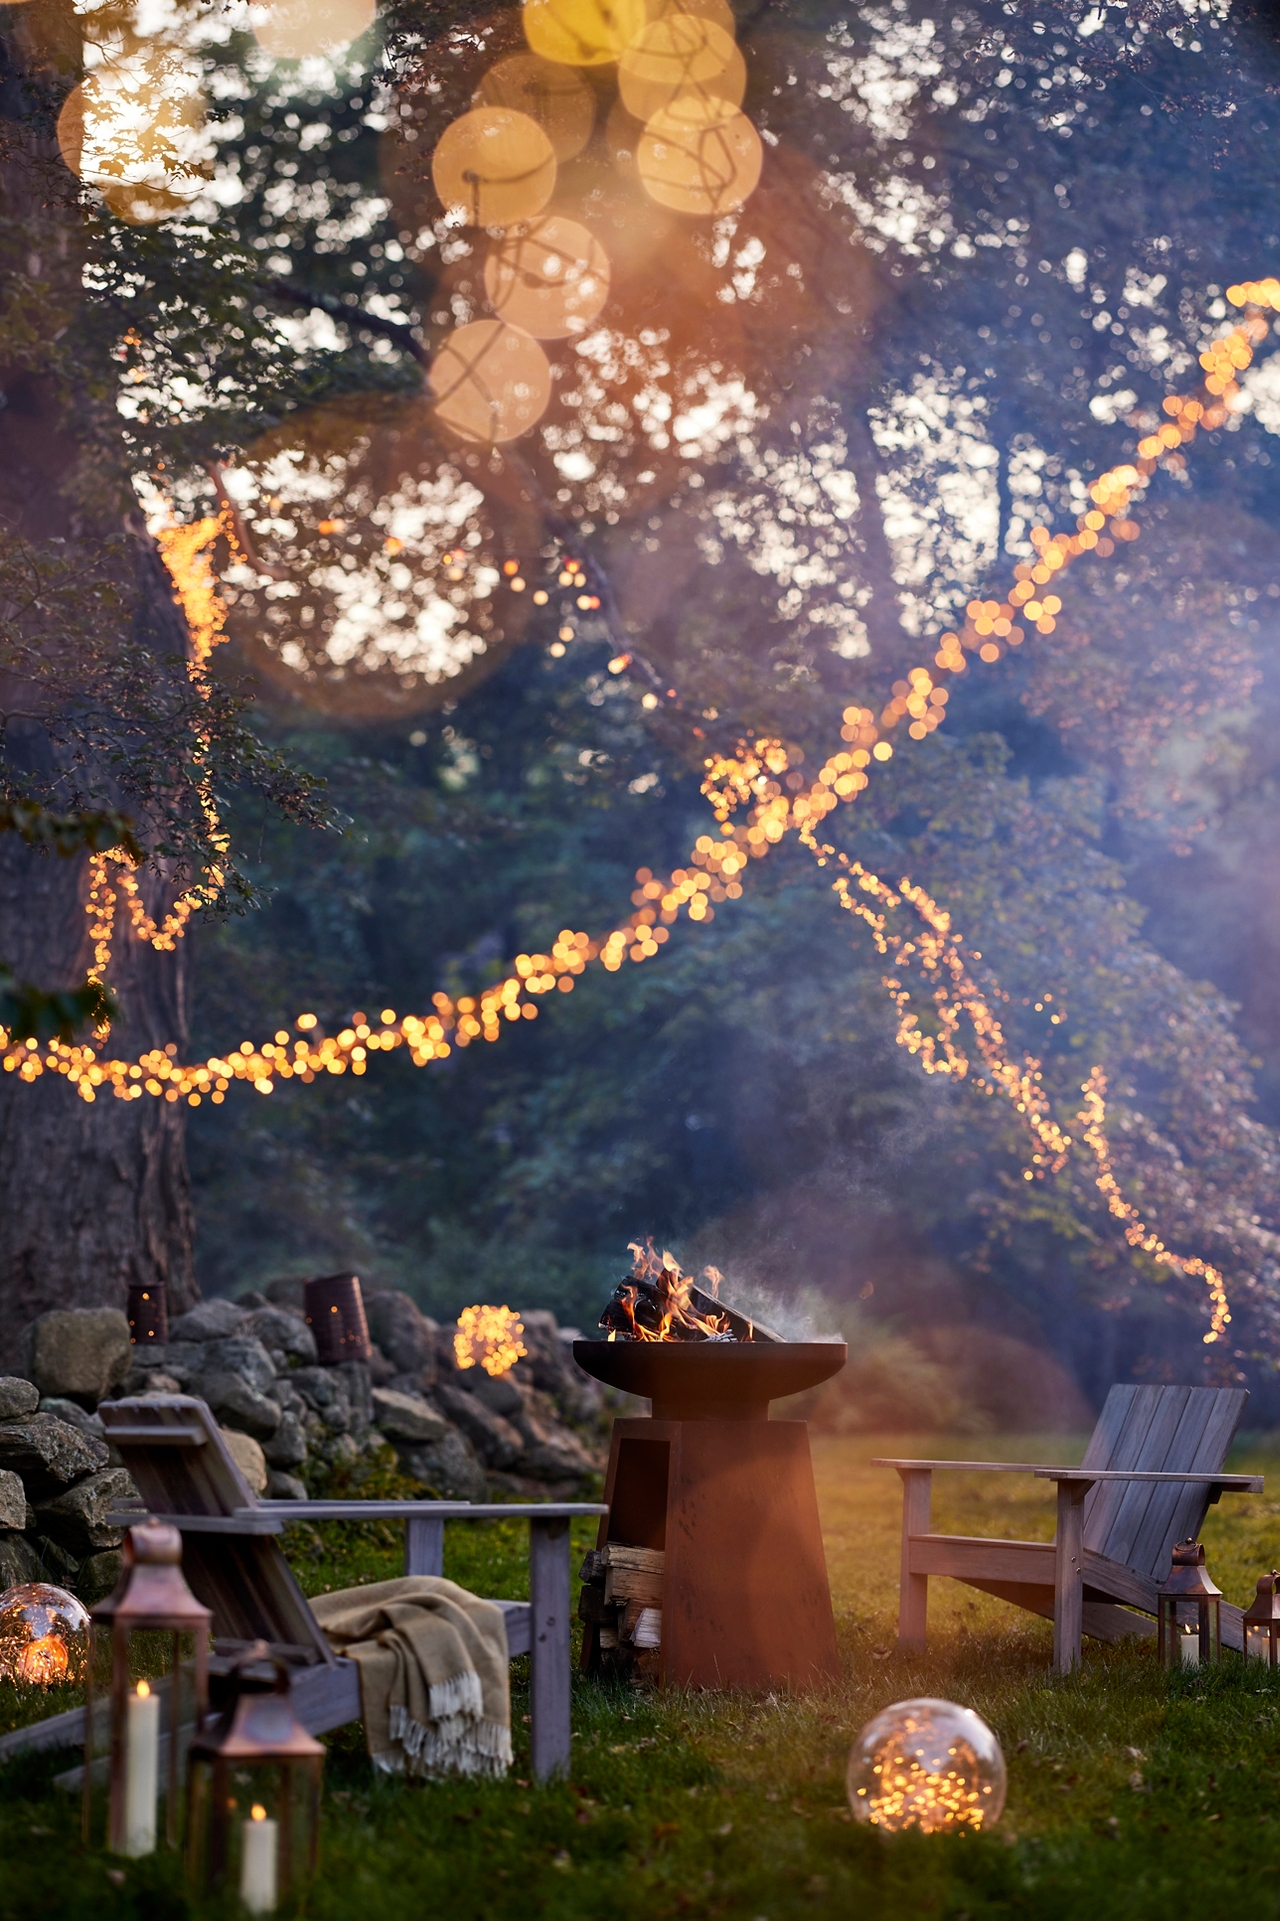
0,1583,90,1688
847,1698,1007,1834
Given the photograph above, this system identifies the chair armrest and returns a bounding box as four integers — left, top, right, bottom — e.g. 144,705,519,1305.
872,1458,1070,1474
1033,1469,1262,1491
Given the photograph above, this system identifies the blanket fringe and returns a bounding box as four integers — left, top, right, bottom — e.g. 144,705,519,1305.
383,1704,514,1779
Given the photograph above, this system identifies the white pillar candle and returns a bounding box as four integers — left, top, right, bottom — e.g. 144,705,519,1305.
240,1804,279,1915
122,1680,160,1857
1180,1627,1200,1667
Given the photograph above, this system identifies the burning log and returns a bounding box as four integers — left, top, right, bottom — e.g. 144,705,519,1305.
599,1242,782,1344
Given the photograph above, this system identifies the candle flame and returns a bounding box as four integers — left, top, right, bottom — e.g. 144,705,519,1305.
136,1678,151,1698
251,1804,267,1822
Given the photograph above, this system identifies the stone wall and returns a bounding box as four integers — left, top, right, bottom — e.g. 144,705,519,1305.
0,1293,605,1604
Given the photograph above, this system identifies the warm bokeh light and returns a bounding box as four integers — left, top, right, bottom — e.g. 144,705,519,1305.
644,0,737,31
454,1304,528,1377
252,0,377,59
0,1584,89,1688
475,51,598,160
56,43,208,223
431,106,557,227
522,0,649,68
848,1699,1006,1833
637,97,762,216
618,15,745,124
484,214,611,338
428,318,552,444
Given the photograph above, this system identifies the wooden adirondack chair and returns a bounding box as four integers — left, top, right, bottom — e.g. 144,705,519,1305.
0,1395,606,1780
875,1384,1263,1672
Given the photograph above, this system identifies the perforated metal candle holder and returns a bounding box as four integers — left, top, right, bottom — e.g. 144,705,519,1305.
84,1521,211,1854
1156,1538,1221,1669
1243,1569,1280,1666
127,1284,169,1346
185,1641,324,1907
303,1272,372,1365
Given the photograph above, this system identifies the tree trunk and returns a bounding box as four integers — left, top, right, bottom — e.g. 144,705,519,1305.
0,12,199,1358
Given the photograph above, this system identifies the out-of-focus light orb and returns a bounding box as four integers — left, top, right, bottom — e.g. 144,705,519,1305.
619,15,745,124
637,96,762,215
522,0,648,69
475,52,597,161
56,44,207,225
0,1584,90,1688
485,215,610,338
847,1698,1007,1834
429,319,552,444
431,107,556,228
645,0,737,33
253,0,377,58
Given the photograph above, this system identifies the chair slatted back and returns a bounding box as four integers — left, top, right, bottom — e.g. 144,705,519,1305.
101,1396,333,1666
1079,1384,1248,1583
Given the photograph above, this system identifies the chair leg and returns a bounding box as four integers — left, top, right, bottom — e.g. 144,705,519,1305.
896,1469,932,1651
1052,1481,1088,1674
529,1516,571,1781
405,1515,444,1577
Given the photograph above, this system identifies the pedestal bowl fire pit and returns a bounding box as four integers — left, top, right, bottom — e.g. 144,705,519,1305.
573,1247,847,1693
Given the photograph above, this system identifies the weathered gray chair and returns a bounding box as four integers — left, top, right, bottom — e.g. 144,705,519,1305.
875,1384,1262,1672
0,1394,605,1779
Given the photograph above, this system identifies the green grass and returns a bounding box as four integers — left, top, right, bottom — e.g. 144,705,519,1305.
5,1431,1280,1918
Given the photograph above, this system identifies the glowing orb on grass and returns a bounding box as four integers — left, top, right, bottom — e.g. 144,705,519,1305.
431,107,557,228
847,1698,1007,1833
637,96,762,216
476,52,598,161
0,1584,90,1688
485,215,610,338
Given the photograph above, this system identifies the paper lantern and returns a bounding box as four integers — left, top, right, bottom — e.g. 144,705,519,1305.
431,107,557,228
485,215,610,337
84,1523,211,1857
186,1643,323,1912
522,0,648,69
0,1582,89,1687
429,319,552,445
252,0,376,58
637,98,762,216
476,52,597,161
847,1697,1007,1833
618,16,745,125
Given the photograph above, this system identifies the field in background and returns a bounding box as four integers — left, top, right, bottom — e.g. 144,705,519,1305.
3,1432,1280,1917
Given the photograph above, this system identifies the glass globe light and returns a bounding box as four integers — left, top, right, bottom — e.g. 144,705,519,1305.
0,1582,90,1687
847,1697,1007,1833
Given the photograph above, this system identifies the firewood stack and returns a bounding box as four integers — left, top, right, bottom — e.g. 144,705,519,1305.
578,1544,664,1683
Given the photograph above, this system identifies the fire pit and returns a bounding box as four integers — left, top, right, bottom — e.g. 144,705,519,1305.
573,1246,846,1693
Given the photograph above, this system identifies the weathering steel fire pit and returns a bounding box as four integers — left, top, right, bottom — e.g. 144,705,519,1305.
573,1251,846,1692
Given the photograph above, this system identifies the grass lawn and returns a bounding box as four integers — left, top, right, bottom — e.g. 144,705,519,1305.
4,1429,1280,1918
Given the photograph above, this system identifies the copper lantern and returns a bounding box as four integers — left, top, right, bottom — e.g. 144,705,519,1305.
127,1283,169,1346
84,1521,211,1856
186,1642,324,1914
303,1272,372,1365
1156,1538,1221,1669
1243,1569,1280,1666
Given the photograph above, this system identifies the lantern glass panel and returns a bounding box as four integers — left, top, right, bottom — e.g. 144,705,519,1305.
1246,1621,1274,1662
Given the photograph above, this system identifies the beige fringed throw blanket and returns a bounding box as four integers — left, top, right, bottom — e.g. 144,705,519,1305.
311,1576,512,1779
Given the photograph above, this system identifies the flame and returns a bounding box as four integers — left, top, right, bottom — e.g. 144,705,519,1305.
612,1240,734,1341
454,1304,528,1377
18,1635,69,1686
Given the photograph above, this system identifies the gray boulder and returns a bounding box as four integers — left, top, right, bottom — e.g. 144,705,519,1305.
35,1467,136,1556
39,1398,107,1441
266,1471,308,1501
291,1368,351,1432
199,1376,281,1440
433,1383,522,1470
19,1308,131,1408
0,1470,24,1531
263,1411,308,1469
0,1416,109,1499
334,1362,372,1434
243,1307,317,1366
465,1369,523,1418
219,1427,268,1495
168,1300,246,1342
371,1388,448,1444
199,1337,276,1397
264,1277,306,1310
396,1429,486,1500
515,1416,598,1482
363,1292,437,1381
0,1533,42,1588
78,1550,124,1603
0,1379,39,1423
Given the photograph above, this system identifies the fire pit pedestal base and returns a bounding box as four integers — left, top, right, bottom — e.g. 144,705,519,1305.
587,1416,839,1691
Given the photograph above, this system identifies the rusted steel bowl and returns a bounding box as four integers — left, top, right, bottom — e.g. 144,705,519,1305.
572,1339,847,1421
